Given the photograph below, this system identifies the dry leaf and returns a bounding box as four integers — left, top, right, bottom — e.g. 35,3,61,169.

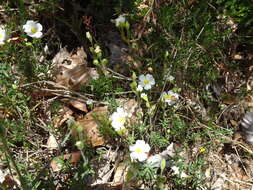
52,47,99,89
53,106,74,128
230,120,238,127
74,106,108,147
69,100,88,112
222,94,237,104
46,134,58,150
113,163,129,183
50,151,81,172
61,98,88,112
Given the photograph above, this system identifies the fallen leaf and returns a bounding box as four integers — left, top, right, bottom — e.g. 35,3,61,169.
61,98,88,112
53,106,74,128
46,134,58,150
52,47,99,89
230,120,238,127
113,163,129,183
69,100,88,112
74,106,108,147
222,94,237,104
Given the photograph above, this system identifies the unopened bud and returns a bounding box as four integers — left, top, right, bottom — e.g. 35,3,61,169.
86,32,92,42
93,59,99,65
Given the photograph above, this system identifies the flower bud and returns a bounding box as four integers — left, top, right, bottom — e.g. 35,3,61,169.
93,59,99,65
86,31,92,42
125,21,130,30
101,58,108,65
75,141,84,150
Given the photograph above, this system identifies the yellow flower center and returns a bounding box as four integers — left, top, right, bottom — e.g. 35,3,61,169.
143,79,150,85
117,116,126,123
164,94,176,100
31,28,37,34
135,147,143,153
0,33,3,39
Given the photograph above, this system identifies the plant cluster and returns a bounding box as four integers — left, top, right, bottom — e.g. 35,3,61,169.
0,0,252,189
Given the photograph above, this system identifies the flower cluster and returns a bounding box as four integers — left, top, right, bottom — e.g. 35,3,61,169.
129,140,150,162
110,107,130,131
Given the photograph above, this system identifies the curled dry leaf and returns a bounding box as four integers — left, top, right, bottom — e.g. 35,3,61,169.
69,100,88,112
74,106,108,147
50,151,81,172
52,47,99,89
61,98,88,112
53,106,73,128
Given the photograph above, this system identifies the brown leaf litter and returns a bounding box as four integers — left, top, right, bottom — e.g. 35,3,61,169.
74,106,108,147
52,47,99,89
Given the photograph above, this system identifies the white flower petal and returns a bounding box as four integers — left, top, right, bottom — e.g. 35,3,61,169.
37,23,43,31
0,28,7,44
115,15,126,27
139,74,145,81
142,143,151,152
144,84,151,90
137,152,148,162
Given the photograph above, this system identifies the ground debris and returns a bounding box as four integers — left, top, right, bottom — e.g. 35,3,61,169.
52,47,99,89
74,106,108,147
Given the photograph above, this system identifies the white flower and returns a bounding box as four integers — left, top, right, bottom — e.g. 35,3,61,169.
139,74,155,90
115,15,126,27
171,166,188,178
110,107,129,131
136,85,143,92
23,20,43,38
86,99,93,105
166,75,175,81
0,27,7,45
162,91,179,105
0,170,6,183
130,140,150,162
